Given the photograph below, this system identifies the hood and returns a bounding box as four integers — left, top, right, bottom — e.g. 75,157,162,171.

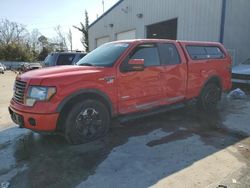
18,65,103,81
232,64,250,75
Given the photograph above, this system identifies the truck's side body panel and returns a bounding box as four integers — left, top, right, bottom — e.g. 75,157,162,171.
179,41,231,99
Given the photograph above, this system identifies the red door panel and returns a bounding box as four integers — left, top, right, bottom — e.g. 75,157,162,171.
117,43,164,114
118,67,164,114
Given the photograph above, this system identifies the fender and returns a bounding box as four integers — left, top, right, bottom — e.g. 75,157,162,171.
56,88,114,116
199,75,222,96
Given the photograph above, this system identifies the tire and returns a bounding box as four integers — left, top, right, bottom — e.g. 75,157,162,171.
197,83,221,111
64,99,110,144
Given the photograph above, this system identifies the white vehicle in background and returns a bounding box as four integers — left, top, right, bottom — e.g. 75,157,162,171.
0,64,4,74
232,58,250,85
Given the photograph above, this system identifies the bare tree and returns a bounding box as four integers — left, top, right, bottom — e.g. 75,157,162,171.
0,19,27,45
67,28,73,51
29,29,41,51
54,25,67,51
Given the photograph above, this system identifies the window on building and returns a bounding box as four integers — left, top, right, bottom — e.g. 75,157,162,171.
158,43,181,65
130,44,160,67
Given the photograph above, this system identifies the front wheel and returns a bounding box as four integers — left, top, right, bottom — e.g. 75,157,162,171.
64,100,110,144
197,83,221,111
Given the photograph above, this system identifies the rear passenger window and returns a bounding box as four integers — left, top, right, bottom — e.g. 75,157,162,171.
205,47,225,59
57,54,76,65
130,44,160,67
186,45,225,60
158,43,181,65
186,46,207,60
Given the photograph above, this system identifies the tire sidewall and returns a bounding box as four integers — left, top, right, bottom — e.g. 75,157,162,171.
198,83,221,111
64,100,110,144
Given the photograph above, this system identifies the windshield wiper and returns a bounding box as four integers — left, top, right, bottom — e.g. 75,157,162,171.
79,63,94,66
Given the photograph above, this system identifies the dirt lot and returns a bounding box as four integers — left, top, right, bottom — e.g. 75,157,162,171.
0,71,250,188
0,71,17,130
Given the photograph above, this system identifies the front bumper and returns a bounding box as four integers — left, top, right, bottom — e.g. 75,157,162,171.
9,106,59,132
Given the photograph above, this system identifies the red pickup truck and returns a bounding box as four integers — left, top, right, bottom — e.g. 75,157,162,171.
9,39,231,144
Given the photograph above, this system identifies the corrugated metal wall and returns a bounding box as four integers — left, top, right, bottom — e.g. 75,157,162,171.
223,0,250,65
89,0,222,50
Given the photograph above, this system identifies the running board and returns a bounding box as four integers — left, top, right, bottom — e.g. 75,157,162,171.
118,103,186,123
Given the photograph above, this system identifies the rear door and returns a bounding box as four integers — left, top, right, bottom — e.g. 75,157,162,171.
118,43,165,114
158,42,188,104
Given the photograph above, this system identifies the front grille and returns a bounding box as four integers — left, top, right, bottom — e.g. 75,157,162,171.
232,73,250,80
13,80,27,104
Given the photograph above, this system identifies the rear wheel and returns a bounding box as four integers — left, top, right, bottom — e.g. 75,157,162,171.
64,100,110,144
197,83,221,111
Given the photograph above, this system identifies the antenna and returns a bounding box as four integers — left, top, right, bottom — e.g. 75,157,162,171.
102,0,105,13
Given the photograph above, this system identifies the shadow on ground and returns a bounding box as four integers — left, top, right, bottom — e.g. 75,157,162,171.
0,98,248,188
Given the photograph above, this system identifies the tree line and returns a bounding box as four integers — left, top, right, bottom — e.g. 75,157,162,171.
0,11,89,62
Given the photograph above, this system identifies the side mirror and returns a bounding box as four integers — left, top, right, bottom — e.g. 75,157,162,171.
122,59,145,72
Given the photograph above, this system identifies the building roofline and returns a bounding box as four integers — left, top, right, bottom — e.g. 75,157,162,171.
89,0,124,29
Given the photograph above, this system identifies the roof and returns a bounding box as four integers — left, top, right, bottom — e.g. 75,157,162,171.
107,39,222,45
51,52,86,55
89,0,124,28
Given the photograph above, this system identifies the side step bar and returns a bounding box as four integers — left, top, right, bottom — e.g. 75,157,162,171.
118,103,186,123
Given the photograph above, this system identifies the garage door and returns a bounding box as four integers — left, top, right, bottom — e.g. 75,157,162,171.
116,30,136,40
96,36,110,47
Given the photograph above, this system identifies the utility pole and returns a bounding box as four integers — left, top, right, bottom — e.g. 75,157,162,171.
102,0,105,13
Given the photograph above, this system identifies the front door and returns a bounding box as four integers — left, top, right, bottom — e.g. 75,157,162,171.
117,43,164,114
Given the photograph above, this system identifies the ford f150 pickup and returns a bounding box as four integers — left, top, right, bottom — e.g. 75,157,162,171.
9,39,232,144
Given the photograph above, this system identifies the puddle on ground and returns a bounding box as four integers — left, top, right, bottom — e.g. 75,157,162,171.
146,106,247,149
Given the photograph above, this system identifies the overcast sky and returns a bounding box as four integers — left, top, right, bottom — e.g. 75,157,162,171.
0,0,119,50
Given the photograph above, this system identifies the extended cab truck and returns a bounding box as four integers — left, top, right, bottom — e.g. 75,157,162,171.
9,39,232,144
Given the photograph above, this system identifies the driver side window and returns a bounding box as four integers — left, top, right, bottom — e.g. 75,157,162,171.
130,44,160,67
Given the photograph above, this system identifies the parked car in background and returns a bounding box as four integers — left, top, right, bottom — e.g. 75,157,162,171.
9,39,231,144
44,52,86,67
0,63,7,70
0,64,4,74
232,58,250,85
19,63,42,73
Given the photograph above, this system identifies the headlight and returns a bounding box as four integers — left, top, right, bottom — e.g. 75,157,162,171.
25,86,56,106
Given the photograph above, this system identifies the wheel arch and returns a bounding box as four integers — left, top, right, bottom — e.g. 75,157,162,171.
199,75,222,97
56,89,114,132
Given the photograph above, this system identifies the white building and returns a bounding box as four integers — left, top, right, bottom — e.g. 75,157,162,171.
88,0,250,65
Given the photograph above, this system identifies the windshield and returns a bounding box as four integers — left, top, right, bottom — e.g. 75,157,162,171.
77,43,129,67
242,58,250,65
44,53,56,67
